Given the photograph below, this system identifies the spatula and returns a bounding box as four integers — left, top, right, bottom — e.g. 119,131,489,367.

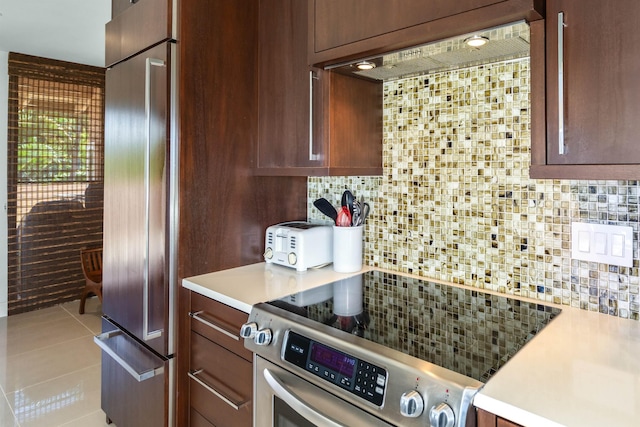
313,198,338,224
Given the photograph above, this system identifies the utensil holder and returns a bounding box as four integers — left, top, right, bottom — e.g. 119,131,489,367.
332,225,363,273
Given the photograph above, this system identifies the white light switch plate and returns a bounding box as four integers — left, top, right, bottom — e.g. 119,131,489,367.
571,222,634,267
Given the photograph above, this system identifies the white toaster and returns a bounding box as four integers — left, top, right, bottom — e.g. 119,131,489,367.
264,222,333,272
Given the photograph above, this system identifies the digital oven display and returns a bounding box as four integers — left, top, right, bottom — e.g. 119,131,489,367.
310,342,356,377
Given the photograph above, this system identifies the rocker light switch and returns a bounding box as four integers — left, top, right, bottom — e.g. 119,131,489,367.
611,234,625,257
578,231,590,252
594,232,607,255
571,222,634,267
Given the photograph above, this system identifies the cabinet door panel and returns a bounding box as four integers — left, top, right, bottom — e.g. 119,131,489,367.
309,0,544,66
256,0,382,176
257,0,324,169
546,0,640,165
313,0,504,53
106,0,172,66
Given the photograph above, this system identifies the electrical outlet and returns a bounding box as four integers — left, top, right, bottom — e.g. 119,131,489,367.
571,222,634,267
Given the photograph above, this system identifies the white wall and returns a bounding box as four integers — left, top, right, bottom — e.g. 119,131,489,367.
0,51,8,317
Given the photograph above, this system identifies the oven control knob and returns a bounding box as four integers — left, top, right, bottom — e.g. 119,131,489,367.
239,322,258,339
429,402,455,427
264,247,273,260
254,328,273,346
400,390,424,418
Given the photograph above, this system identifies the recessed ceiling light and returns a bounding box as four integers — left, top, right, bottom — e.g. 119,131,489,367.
355,61,376,70
464,35,490,48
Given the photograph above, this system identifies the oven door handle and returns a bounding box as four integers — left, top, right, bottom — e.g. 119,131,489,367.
263,368,345,427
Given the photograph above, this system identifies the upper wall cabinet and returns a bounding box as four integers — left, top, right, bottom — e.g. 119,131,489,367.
105,0,172,67
530,0,640,179
256,0,382,176
111,0,135,18
309,0,544,67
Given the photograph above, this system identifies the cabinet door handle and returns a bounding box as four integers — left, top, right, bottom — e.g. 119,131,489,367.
188,369,250,410
557,11,566,155
189,311,239,341
309,70,320,161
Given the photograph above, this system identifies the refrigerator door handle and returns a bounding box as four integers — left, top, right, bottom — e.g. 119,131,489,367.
95,330,165,382
143,56,166,342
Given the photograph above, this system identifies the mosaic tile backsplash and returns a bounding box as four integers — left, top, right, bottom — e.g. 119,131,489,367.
308,57,640,320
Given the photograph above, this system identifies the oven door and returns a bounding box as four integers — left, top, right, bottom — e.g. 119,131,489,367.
255,356,392,427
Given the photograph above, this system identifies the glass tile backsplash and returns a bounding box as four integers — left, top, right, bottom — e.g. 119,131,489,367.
308,58,640,320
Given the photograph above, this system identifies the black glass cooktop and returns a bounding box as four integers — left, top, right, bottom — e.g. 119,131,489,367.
268,270,561,383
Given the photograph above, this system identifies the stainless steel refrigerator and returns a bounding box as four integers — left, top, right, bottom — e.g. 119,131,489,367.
94,39,177,427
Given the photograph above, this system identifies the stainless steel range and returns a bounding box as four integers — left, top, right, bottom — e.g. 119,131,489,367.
241,270,561,427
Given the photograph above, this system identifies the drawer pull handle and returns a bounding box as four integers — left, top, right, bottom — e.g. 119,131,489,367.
189,311,239,341
188,369,250,410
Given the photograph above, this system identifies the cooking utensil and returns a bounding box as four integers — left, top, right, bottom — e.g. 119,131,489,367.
355,202,370,226
313,198,338,224
341,190,355,219
336,206,352,227
351,201,361,227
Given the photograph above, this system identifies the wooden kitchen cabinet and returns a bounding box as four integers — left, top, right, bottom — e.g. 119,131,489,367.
110,0,135,18
105,0,172,67
309,0,544,67
256,0,382,176
188,292,253,427
175,0,308,425
530,0,640,179
476,408,523,427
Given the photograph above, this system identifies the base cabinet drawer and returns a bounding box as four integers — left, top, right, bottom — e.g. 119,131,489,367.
190,292,252,361
476,408,523,427
190,408,216,427
190,331,252,427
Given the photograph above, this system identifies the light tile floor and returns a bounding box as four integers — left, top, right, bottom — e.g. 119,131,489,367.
0,297,112,427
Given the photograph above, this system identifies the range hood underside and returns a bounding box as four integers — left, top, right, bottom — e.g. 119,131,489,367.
332,21,530,81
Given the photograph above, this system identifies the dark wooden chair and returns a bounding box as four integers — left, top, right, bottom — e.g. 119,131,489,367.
79,247,103,314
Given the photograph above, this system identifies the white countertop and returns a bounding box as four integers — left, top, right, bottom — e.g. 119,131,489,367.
474,305,640,427
183,263,640,427
182,262,372,313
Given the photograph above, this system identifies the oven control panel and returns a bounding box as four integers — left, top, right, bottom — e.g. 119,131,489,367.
283,331,387,407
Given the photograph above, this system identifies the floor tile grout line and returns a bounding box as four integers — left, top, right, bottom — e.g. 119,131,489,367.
3,301,99,360
0,385,21,427
2,306,71,332
3,363,102,399
60,301,103,336
2,333,97,365
3,302,103,427
57,409,107,427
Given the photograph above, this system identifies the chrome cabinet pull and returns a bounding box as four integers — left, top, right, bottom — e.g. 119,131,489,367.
189,311,239,341
143,57,165,342
263,368,345,427
188,369,250,410
309,70,320,161
558,11,566,155
94,331,164,382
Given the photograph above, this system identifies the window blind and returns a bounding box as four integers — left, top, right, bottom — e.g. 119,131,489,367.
7,53,105,315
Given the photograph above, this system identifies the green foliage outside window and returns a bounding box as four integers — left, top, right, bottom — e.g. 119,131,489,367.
18,109,92,183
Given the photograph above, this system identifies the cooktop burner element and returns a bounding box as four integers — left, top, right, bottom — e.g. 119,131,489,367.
271,270,561,382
